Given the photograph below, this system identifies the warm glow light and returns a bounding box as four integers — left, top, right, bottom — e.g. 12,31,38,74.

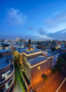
22,51,43,56
38,66,40,70
26,48,34,51
27,59,47,68
48,70,51,73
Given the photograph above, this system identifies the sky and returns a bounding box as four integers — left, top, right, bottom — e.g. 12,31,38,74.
0,0,66,41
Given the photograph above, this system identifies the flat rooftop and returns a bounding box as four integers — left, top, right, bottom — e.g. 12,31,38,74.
24,48,41,54
0,49,10,53
0,57,10,69
17,48,27,53
17,48,42,54
60,47,66,50
44,51,59,57
27,55,47,66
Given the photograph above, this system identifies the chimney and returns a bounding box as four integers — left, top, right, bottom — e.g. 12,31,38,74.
28,39,31,50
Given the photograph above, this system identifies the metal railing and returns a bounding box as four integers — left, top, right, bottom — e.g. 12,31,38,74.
0,65,14,84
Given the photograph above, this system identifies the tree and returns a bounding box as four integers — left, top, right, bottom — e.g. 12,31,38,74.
55,53,66,72
52,68,56,79
41,74,48,85
52,68,56,73
51,47,56,51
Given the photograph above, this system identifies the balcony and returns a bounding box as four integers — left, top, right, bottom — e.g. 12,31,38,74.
0,77,5,83
0,64,14,84
0,87,6,92
0,77,14,92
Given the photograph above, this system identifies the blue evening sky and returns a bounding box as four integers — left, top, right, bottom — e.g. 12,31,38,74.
0,0,66,40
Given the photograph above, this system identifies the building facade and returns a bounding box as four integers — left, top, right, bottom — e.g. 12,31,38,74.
13,41,59,92
0,50,15,92
14,48,54,91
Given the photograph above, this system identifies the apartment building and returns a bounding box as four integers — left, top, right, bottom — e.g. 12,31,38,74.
0,49,15,92
14,40,59,92
14,48,53,91
58,48,66,53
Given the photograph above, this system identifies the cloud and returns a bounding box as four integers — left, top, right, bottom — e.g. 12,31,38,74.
38,28,52,40
23,35,51,41
47,29,66,40
7,8,27,25
46,12,66,28
27,27,35,31
39,28,47,35
38,27,66,40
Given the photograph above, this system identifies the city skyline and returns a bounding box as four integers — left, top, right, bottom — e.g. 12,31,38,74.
0,0,66,40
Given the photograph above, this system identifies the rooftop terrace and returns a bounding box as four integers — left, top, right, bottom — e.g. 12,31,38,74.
17,47,42,54
43,50,59,57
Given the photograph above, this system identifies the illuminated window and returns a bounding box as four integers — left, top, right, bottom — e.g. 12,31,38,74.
2,74,5,78
2,70,10,79
38,66,40,70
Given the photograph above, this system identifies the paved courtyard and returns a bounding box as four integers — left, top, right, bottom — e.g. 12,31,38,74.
58,80,66,92
33,72,65,92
